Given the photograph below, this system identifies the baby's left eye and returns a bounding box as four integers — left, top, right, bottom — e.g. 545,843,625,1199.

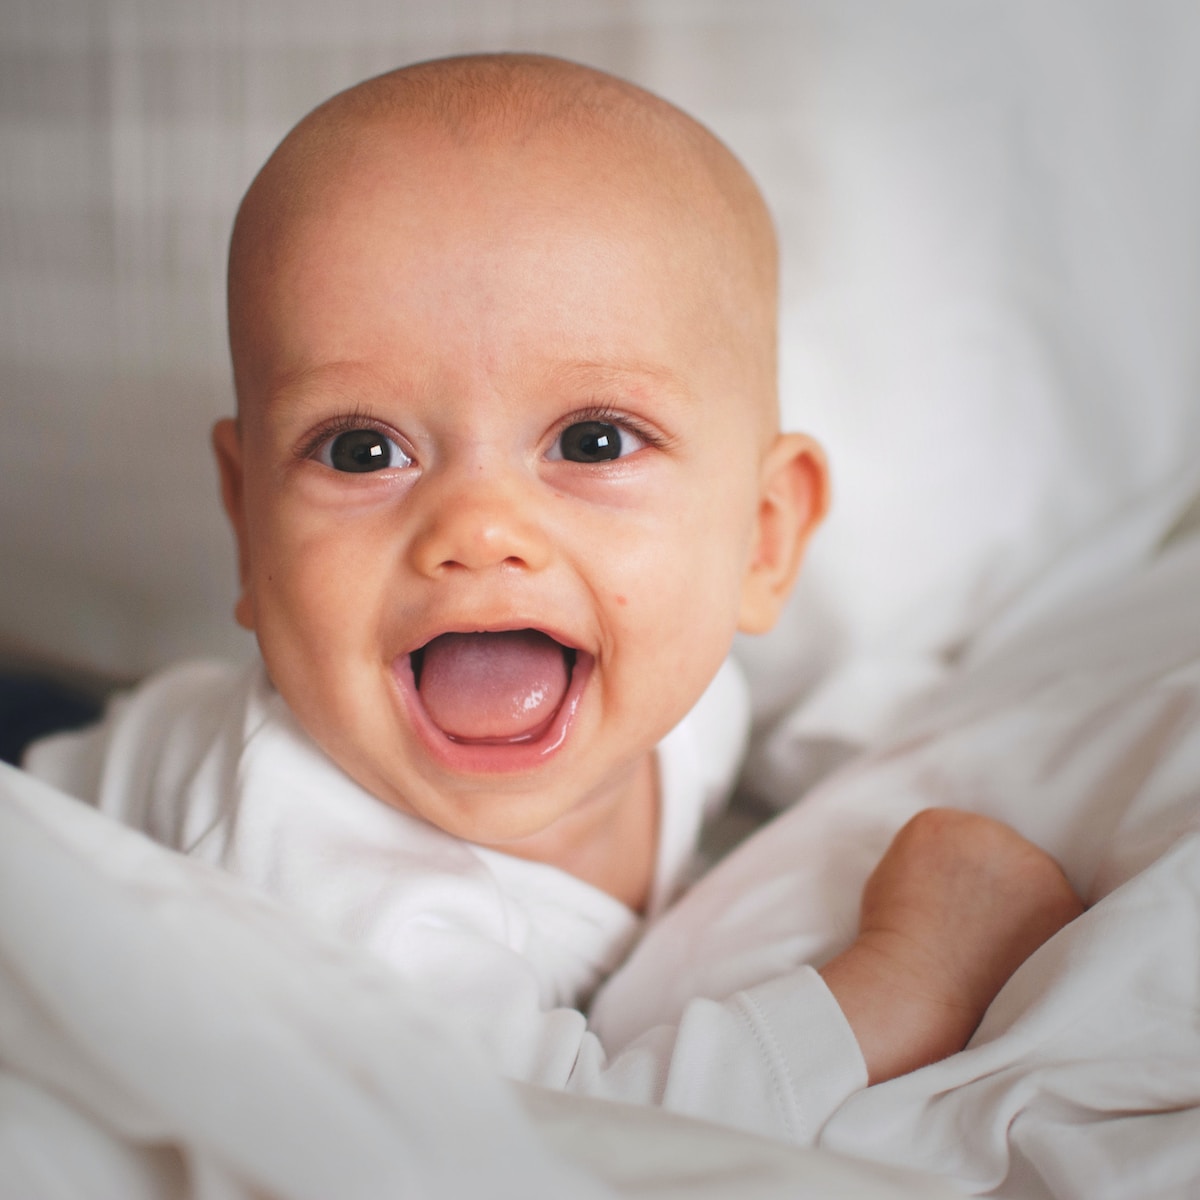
549,420,645,464
316,428,412,473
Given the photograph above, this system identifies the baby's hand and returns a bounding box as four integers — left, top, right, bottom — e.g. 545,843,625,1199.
819,808,1084,1085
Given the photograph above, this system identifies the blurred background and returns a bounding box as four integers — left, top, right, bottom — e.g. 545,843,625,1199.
4,1,1199,774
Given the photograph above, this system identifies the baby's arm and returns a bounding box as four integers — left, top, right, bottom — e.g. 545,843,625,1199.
818,808,1084,1085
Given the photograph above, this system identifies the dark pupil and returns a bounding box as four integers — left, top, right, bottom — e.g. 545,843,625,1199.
330,429,391,472
560,421,622,463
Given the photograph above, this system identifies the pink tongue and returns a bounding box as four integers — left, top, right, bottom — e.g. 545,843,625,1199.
417,631,570,741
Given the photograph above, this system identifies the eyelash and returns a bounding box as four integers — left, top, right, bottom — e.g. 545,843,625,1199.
296,409,401,463
556,405,670,453
296,404,671,462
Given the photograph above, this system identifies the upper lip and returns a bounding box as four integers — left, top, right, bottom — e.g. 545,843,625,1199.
399,619,586,659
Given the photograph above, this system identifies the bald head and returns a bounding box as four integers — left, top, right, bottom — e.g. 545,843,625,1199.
227,53,779,424
213,58,827,819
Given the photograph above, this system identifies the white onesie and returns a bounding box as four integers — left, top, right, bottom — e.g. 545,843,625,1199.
25,656,866,1145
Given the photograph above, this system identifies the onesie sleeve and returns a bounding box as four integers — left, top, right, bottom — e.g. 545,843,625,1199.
22,660,253,845
393,923,866,1147
560,965,867,1145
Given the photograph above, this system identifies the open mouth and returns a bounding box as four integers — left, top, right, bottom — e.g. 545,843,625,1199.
404,629,582,749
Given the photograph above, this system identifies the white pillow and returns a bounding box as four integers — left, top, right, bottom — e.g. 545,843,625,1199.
719,2,1200,795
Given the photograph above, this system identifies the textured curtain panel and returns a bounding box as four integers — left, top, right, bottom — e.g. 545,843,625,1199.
4,3,1200,765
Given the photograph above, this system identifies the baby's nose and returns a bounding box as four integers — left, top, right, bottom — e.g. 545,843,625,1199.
406,468,552,577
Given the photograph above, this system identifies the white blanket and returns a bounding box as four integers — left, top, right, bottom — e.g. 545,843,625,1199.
0,758,951,1200
5,549,1199,1199
592,532,1200,1198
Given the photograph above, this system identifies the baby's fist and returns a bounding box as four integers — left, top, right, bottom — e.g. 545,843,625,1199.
821,808,1083,1084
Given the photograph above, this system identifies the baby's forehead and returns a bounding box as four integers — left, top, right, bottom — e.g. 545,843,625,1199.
229,56,778,422
242,55,769,253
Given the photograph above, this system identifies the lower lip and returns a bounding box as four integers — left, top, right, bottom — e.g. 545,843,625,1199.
390,647,593,775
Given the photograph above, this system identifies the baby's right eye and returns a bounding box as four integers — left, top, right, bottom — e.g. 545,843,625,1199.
316,428,412,473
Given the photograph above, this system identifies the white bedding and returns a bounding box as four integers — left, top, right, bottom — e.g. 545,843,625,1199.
0,759,948,1200
593,531,1200,1198
5,544,1200,1199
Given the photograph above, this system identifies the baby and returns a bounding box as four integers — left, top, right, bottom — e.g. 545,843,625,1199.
27,53,1081,1140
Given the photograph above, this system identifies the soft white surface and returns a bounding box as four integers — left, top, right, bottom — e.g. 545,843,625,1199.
0,764,955,1200
8,547,1200,1199
22,655,868,1146
741,0,1200,739
592,532,1200,1198
5,3,1200,748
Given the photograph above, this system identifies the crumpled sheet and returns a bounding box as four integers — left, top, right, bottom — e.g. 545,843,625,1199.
592,533,1200,1199
0,761,952,1200
8,526,1200,1200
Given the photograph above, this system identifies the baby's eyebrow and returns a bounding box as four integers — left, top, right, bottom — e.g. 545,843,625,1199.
553,359,690,401
253,358,690,422
260,360,393,413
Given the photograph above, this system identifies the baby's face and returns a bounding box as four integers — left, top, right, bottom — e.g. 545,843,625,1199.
217,116,822,857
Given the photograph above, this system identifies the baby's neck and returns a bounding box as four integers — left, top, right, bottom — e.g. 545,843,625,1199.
492,754,660,913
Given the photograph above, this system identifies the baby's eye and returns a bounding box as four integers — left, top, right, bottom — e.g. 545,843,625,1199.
317,428,412,473
550,420,644,464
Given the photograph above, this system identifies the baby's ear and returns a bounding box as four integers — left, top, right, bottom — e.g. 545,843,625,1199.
211,418,256,632
738,432,829,635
